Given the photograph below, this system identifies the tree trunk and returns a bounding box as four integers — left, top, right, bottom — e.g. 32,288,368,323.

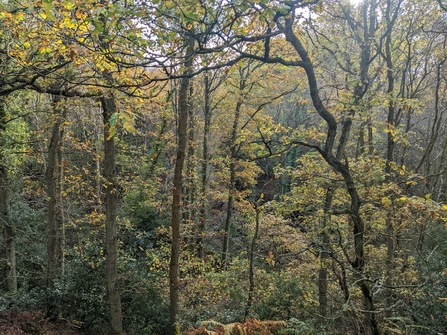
222,98,242,269
185,82,196,244
281,7,382,334
414,59,446,175
198,74,212,259
383,0,405,319
58,140,65,277
222,67,247,269
101,95,123,335
245,203,260,319
169,38,194,334
356,125,365,159
0,96,17,294
46,94,65,319
95,109,103,210
384,7,396,318
318,188,334,321
222,164,236,269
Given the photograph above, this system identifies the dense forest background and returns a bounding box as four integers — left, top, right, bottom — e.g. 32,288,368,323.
1,0,447,334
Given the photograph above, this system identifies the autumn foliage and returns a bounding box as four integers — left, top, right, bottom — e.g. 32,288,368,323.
1,0,447,334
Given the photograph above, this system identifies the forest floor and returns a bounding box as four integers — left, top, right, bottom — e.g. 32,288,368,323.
0,312,84,335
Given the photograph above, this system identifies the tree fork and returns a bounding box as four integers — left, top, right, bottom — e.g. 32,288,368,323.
277,7,380,334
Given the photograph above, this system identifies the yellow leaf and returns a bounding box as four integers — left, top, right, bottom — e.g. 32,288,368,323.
64,2,76,10
382,196,392,207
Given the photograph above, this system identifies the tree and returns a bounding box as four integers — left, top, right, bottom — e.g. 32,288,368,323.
0,97,17,294
45,91,66,318
221,62,255,269
169,37,194,334
100,93,122,335
197,69,226,259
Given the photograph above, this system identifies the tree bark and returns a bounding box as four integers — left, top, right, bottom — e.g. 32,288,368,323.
245,203,260,319
221,97,242,269
185,82,196,243
384,2,396,319
382,0,405,320
222,66,248,269
101,95,123,335
0,96,17,294
169,38,194,334
58,139,65,277
318,188,333,320
46,94,65,319
198,74,212,259
222,163,236,269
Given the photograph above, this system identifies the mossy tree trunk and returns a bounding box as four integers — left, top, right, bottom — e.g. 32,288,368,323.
101,95,123,335
170,37,194,334
46,93,66,319
0,96,17,294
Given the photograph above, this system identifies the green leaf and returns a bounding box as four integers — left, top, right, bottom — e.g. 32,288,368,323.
185,12,199,22
93,21,105,33
42,1,55,20
109,112,118,126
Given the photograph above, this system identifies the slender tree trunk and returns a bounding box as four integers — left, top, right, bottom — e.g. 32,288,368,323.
367,116,374,156
1,178,15,293
0,96,17,294
356,125,365,159
222,164,236,269
95,108,103,210
281,6,381,333
245,204,260,319
222,98,242,269
383,0,406,319
186,82,196,243
318,188,333,320
340,166,380,335
198,74,211,259
101,95,123,335
58,142,65,277
319,113,358,321
147,115,168,178
222,66,248,269
170,38,194,334
46,94,65,319
384,11,396,319
414,59,446,174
